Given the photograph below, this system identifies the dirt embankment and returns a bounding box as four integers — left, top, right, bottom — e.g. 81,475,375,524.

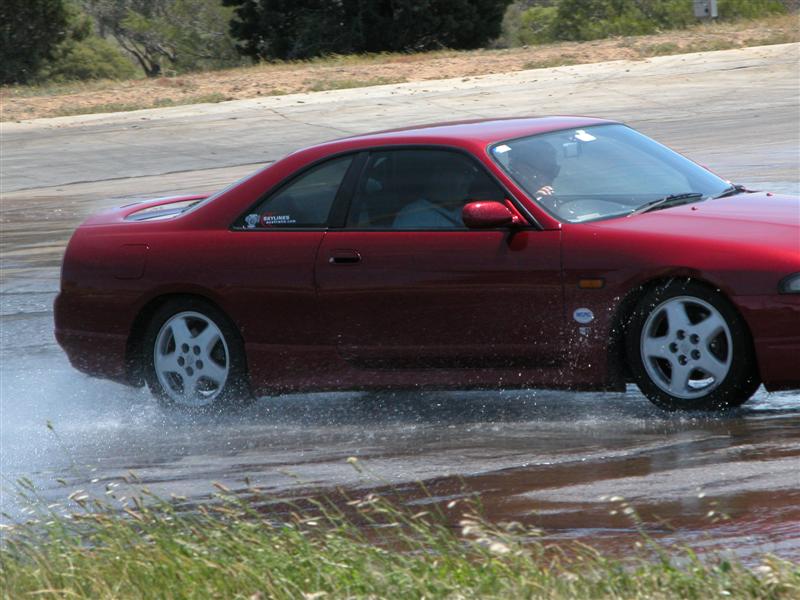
1,15,797,122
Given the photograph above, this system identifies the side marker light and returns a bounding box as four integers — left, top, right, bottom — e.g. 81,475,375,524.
578,278,605,289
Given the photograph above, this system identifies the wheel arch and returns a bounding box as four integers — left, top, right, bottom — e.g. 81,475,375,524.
125,292,245,386
605,274,758,389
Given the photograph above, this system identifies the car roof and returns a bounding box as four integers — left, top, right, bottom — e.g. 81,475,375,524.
307,116,618,154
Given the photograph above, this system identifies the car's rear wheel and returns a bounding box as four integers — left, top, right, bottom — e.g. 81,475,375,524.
143,299,252,410
626,281,760,410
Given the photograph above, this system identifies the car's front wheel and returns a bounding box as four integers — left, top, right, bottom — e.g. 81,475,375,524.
143,299,251,410
626,281,760,410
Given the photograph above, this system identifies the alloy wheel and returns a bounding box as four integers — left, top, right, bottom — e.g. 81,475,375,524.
639,295,733,400
153,311,230,407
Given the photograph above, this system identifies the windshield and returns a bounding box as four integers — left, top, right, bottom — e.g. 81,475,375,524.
490,124,731,223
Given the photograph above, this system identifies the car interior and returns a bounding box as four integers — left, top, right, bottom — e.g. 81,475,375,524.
347,150,505,229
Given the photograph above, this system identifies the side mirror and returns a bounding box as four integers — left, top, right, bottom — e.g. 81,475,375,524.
462,201,519,229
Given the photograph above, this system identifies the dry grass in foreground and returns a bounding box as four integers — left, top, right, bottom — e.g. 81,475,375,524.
2,481,799,600
1,14,797,122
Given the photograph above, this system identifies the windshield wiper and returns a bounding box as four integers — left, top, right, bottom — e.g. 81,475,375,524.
627,192,704,217
714,183,747,199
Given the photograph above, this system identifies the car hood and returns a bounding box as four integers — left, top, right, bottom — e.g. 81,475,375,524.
592,192,799,248
563,191,799,296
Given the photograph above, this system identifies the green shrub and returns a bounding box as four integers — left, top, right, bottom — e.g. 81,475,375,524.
512,5,559,45
718,0,788,19
40,35,139,82
503,0,789,45
552,0,694,41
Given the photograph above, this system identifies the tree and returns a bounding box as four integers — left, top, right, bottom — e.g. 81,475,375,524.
0,0,70,84
223,0,513,61
81,0,170,76
82,0,240,77
222,0,306,60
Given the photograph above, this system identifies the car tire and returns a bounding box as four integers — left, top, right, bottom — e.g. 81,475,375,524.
626,280,760,411
143,298,252,411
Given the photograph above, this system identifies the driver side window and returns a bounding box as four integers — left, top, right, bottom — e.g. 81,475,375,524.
346,150,504,230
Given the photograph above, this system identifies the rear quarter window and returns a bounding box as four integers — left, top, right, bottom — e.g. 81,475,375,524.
237,155,353,228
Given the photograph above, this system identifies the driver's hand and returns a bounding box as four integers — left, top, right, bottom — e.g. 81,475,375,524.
536,186,554,196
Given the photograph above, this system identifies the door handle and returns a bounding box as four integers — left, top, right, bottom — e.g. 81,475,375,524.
329,249,361,264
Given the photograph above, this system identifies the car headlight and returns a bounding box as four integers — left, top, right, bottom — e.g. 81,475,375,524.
778,273,800,294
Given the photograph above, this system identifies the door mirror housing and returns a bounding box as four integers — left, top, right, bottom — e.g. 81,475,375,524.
462,201,520,229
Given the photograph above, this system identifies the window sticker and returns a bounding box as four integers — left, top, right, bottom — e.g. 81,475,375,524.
574,129,596,142
261,214,296,226
494,144,512,154
244,214,260,229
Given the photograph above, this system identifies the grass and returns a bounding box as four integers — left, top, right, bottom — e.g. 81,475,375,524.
637,39,741,57
0,53,450,101
48,93,230,117
305,76,407,92
640,42,681,56
289,50,460,68
523,54,583,69
745,30,798,46
1,78,141,99
2,481,799,599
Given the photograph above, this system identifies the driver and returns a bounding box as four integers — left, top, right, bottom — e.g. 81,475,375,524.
393,157,472,229
508,140,560,199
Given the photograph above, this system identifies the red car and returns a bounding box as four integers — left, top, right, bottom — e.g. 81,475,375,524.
55,117,800,411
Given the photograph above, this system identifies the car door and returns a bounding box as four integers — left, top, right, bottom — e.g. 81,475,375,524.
315,147,564,371
224,153,359,388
